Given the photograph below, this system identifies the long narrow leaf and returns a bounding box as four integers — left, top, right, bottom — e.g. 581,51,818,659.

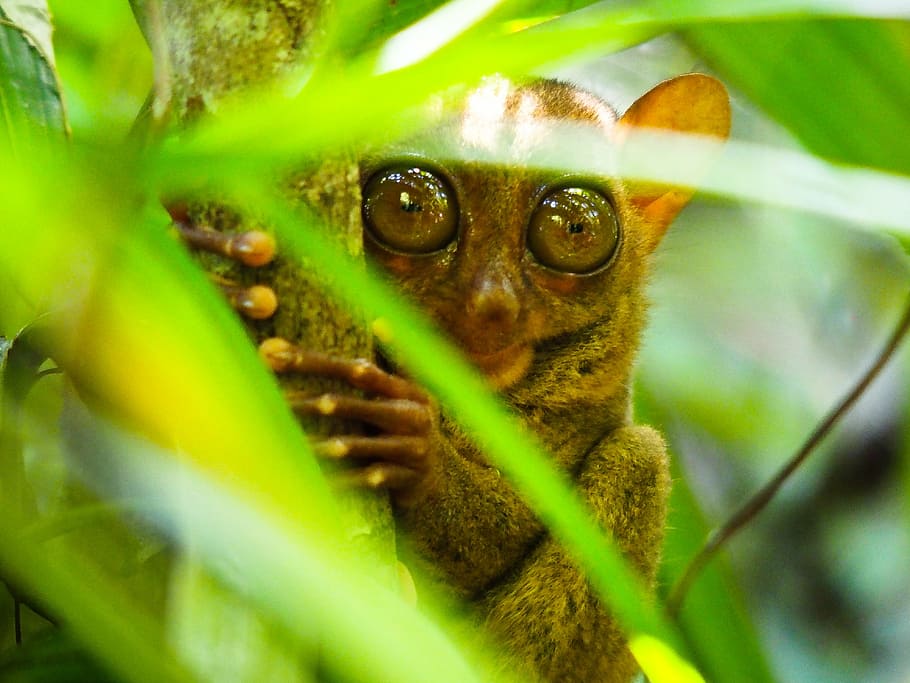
687,19,910,175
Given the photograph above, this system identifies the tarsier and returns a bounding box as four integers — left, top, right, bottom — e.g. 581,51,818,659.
171,74,730,683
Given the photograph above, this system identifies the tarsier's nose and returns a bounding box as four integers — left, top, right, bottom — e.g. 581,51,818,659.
467,264,521,329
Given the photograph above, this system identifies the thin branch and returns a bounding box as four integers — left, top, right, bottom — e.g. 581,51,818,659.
666,292,910,618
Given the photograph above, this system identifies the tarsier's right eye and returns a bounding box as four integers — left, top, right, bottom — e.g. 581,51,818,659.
362,166,458,253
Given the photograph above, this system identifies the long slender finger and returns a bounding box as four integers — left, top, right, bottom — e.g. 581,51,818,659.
220,283,278,320
313,436,428,468
174,220,276,267
334,463,420,494
288,392,431,435
260,338,428,403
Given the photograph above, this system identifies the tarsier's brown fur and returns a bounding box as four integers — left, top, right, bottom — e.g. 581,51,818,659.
360,75,730,682
179,73,729,682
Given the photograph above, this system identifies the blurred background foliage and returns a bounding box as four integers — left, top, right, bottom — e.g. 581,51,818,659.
559,31,910,682
1,1,909,682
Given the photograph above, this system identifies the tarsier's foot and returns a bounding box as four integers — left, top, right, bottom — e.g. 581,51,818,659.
166,202,278,320
260,338,438,506
166,203,438,506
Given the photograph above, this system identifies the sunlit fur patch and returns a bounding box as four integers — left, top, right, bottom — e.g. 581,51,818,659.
457,76,621,167
570,89,618,132
460,76,512,150
512,92,547,151
459,76,553,157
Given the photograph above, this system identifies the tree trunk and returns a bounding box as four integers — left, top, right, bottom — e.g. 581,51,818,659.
130,1,396,678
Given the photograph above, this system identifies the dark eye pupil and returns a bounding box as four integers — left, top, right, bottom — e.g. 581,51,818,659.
400,193,422,213
568,222,584,234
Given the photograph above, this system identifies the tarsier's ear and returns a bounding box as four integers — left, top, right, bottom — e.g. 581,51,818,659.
617,73,731,250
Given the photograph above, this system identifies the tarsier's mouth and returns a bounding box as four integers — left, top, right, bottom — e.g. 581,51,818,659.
376,342,532,392
468,343,534,390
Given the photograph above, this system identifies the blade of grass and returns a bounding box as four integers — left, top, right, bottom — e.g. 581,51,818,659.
0,146,483,682
154,122,910,239
619,129,910,236
664,465,777,682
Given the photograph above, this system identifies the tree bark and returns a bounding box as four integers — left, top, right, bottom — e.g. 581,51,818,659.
130,0,397,678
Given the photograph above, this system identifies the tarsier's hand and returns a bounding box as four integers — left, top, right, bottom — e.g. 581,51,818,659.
167,204,440,507
259,338,440,507
167,201,280,320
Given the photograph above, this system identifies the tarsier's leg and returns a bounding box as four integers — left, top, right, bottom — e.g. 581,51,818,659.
167,206,439,506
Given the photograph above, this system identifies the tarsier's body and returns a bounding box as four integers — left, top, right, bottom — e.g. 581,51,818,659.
177,74,729,682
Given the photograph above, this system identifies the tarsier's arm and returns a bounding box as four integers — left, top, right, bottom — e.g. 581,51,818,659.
172,73,730,683
394,431,546,596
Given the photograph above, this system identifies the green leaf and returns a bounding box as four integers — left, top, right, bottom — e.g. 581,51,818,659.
0,0,65,146
0,514,200,683
633,389,777,682
0,629,117,683
687,19,910,175
665,459,777,681
0,0,55,58
0,148,483,682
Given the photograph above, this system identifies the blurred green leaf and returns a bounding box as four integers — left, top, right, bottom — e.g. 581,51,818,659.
326,0,610,61
0,629,116,683
634,387,777,682
0,515,198,683
688,20,910,175
662,470,777,683
0,146,336,538
48,0,150,137
89,422,483,683
0,146,488,682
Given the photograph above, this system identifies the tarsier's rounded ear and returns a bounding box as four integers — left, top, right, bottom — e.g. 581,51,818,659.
617,73,731,251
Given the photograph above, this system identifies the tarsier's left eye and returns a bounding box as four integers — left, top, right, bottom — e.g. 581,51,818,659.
361,165,458,254
527,186,620,274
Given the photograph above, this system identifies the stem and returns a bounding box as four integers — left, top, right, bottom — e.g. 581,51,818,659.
14,599,21,645
666,293,910,618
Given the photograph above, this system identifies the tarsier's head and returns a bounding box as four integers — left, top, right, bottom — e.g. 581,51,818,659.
360,75,729,396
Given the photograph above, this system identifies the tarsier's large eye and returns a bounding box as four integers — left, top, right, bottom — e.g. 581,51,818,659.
527,186,620,274
362,166,458,253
